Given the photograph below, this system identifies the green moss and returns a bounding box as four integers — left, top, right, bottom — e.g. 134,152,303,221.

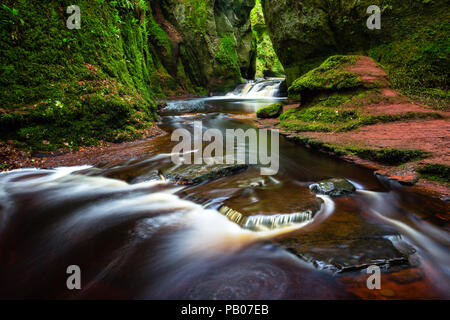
184,0,209,34
280,106,359,123
280,107,443,133
256,102,283,118
288,56,362,100
215,33,239,72
148,15,172,55
281,63,444,133
418,163,450,184
212,32,243,87
352,112,443,128
280,121,332,132
309,89,400,109
289,136,431,165
1,93,154,152
0,1,159,152
369,21,450,109
263,0,449,100
347,147,431,165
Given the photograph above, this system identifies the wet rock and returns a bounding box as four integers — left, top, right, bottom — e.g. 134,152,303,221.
165,164,249,185
219,204,316,231
217,181,324,231
276,200,412,273
160,0,256,91
376,165,419,186
156,101,167,111
224,179,325,217
309,178,356,197
285,238,409,273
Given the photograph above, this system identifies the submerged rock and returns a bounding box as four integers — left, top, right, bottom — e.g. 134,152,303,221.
284,238,410,273
219,204,317,231
165,164,248,185
217,183,324,231
309,178,356,197
276,206,414,273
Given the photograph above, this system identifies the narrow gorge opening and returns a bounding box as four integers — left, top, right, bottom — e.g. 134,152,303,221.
250,0,284,79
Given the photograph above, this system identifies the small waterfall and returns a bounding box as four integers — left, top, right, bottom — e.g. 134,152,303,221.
219,205,316,231
226,79,285,98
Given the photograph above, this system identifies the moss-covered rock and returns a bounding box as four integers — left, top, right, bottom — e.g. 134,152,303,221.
288,56,363,100
261,0,449,105
165,163,249,185
279,55,444,134
250,0,284,77
256,102,283,118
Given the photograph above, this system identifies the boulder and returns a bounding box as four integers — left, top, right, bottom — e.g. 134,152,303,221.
309,178,356,197
282,237,411,273
256,102,283,118
165,164,248,185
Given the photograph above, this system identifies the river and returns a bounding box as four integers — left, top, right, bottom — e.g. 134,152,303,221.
0,80,449,299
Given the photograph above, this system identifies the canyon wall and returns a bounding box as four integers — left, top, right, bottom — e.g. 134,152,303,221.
261,0,449,102
0,0,256,151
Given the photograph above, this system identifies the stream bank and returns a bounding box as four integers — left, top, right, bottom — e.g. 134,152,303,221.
248,56,450,202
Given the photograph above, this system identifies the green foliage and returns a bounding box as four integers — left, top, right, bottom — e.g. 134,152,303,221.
1,4,24,26
1,94,154,152
250,0,265,27
148,16,172,54
216,34,237,66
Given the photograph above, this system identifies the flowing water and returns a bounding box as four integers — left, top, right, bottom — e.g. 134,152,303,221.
0,81,449,299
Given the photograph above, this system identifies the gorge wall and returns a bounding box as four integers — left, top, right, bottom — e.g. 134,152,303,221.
261,0,449,103
154,0,256,92
0,0,256,152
